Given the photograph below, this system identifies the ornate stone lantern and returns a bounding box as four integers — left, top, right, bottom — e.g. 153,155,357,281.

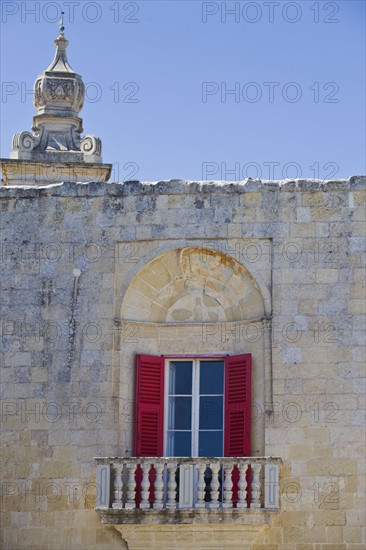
1,32,111,185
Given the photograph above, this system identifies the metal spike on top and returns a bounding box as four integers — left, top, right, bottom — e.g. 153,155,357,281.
57,11,65,33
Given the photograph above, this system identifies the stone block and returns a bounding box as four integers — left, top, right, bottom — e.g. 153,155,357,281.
296,207,311,222
343,525,364,544
351,410,366,426
239,192,263,206
282,347,302,364
316,269,339,283
283,526,304,543
315,511,347,526
353,190,366,205
290,223,317,237
304,526,327,542
300,192,327,207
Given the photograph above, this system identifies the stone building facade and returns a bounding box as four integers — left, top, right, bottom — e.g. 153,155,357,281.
1,31,365,550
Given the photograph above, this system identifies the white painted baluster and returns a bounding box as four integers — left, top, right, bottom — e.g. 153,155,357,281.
112,462,123,509
153,462,164,510
209,462,220,509
179,464,194,508
222,463,233,509
140,462,151,509
166,462,177,509
250,463,262,509
125,462,137,509
196,463,206,509
265,463,279,509
237,463,249,510
96,463,111,509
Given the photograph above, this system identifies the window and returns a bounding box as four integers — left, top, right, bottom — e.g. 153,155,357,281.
166,359,224,457
133,354,251,459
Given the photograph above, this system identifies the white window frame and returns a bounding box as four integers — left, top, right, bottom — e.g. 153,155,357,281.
163,357,225,457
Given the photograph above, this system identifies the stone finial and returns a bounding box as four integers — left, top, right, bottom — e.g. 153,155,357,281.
1,32,111,185
33,32,85,118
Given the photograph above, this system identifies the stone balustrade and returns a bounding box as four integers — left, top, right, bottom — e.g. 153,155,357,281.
95,457,281,513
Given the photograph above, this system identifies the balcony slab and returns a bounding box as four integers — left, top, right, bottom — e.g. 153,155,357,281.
97,507,278,525
110,522,272,550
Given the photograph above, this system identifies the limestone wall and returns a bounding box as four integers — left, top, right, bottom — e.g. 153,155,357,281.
1,177,365,549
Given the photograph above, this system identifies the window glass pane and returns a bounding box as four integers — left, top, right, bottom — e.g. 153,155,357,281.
169,361,192,394
199,396,223,429
168,397,192,429
199,361,224,394
167,431,191,457
199,431,223,457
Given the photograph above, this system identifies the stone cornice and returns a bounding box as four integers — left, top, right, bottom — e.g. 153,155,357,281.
0,176,364,197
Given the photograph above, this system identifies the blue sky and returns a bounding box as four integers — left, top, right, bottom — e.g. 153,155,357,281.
1,0,365,181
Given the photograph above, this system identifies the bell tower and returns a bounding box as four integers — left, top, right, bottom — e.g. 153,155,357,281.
1,30,111,185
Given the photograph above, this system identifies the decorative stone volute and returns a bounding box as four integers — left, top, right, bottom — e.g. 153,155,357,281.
1,31,111,185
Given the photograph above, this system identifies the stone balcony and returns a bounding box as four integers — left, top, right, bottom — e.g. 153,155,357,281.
95,456,281,525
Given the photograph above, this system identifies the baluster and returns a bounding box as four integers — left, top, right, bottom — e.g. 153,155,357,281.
250,463,262,509
196,463,206,509
237,462,249,509
166,462,177,509
112,462,123,509
140,462,151,509
125,462,137,509
153,462,164,510
222,463,233,509
264,463,279,509
209,462,220,509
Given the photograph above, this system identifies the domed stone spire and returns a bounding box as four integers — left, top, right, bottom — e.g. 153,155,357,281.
34,32,85,118
1,31,111,186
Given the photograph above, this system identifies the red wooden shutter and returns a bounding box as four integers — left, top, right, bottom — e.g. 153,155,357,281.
224,354,251,457
133,354,164,457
